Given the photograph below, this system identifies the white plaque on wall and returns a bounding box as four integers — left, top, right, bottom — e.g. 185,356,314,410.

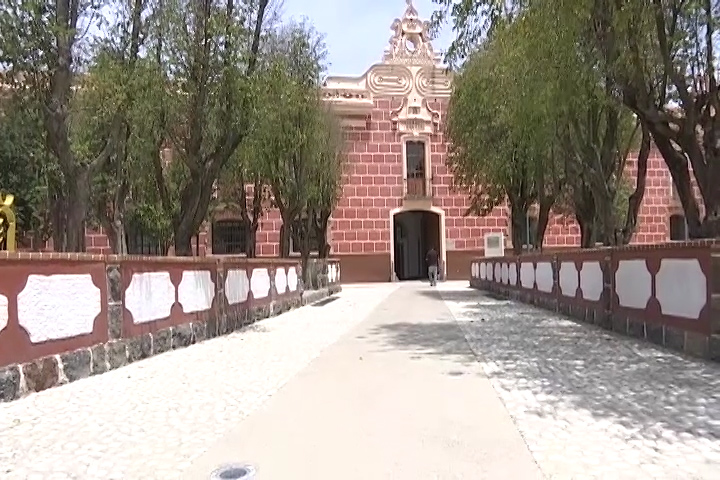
484,232,505,258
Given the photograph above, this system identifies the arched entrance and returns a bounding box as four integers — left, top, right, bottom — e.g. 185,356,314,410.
391,209,443,281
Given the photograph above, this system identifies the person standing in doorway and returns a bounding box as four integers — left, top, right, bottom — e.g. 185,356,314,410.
426,246,439,286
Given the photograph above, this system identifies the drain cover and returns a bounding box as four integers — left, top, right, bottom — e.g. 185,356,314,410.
210,464,256,480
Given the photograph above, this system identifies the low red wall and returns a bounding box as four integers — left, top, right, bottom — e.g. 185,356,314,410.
469,242,720,360
0,253,342,402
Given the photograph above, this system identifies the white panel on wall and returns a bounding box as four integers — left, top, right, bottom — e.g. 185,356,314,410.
251,268,271,299
580,261,604,301
225,269,250,305
125,272,176,324
501,263,509,284
0,294,8,333
520,262,534,289
275,267,288,294
337,264,341,282
480,262,486,280
287,267,299,292
615,259,652,309
494,263,502,282
178,270,215,314
17,274,102,343
487,263,494,281
536,262,553,293
656,259,707,318
509,263,518,286
559,262,579,297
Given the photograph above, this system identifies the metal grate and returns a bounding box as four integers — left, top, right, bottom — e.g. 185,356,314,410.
212,220,247,254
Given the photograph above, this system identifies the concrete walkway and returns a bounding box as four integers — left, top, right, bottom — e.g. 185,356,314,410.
3,282,719,479
184,284,543,479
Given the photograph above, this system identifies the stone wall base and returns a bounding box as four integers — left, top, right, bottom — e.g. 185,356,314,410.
470,282,720,363
0,286,341,403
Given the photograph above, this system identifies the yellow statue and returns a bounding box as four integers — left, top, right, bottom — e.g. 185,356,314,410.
0,193,17,252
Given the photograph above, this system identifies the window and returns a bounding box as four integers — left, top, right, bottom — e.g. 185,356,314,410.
405,140,426,196
405,141,425,177
212,220,247,254
669,214,688,241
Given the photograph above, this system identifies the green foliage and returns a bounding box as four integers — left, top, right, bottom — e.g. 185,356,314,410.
0,94,57,242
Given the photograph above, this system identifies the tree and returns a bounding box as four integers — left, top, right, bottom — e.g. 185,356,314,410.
445,23,563,253
438,0,652,248
252,21,328,259
0,92,55,248
157,0,270,255
589,0,720,238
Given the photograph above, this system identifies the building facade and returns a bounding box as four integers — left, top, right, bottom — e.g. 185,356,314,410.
82,1,688,283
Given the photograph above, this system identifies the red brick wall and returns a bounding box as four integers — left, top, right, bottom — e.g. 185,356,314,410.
67,123,687,258
325,98,507,257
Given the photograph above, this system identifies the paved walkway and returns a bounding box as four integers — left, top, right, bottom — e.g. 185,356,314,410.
1,282,719,479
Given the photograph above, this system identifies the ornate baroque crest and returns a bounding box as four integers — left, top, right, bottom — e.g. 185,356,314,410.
383,0,437,65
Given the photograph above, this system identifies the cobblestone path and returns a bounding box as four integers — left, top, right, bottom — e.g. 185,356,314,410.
0,284,399,480
437,282,720,480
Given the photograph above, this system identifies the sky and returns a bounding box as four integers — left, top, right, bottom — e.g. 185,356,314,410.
278,0,455,76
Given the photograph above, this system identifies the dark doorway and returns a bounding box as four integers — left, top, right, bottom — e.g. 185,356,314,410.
393,210,441,281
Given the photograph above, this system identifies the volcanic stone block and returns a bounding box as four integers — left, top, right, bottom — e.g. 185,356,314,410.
107,341,128,370
627,319,645,339
128,334,153,362
23,356,59,393
60,349,92,382
646,323,664,347
154,329,172,354
192,322,207,343
91,345,108,375
0,365,21,402
172,324,194,349
664,326,685,352
107,304,124,340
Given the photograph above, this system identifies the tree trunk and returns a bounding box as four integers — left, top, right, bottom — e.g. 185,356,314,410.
508,200,528,255
65,168,89,252
536,197,553,251
279,221,292,258
621,124,650,244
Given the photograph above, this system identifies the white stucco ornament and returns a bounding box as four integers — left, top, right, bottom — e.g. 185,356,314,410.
178,270,215,314
520,262,534,289
480,262,486,280
580,261,604,301
225,269,250,305
615,260,652,309
251,268,271,299
0,294,8,333
17,274,102,343
559,262,579,298
655,258,706,318
125,272,176,324
275,267,287,295
536,262,554,293
321,0,452,134
508,263,518,286
287,267,299,292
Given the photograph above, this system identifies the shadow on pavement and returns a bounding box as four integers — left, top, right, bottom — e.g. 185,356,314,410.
435,285,720,443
